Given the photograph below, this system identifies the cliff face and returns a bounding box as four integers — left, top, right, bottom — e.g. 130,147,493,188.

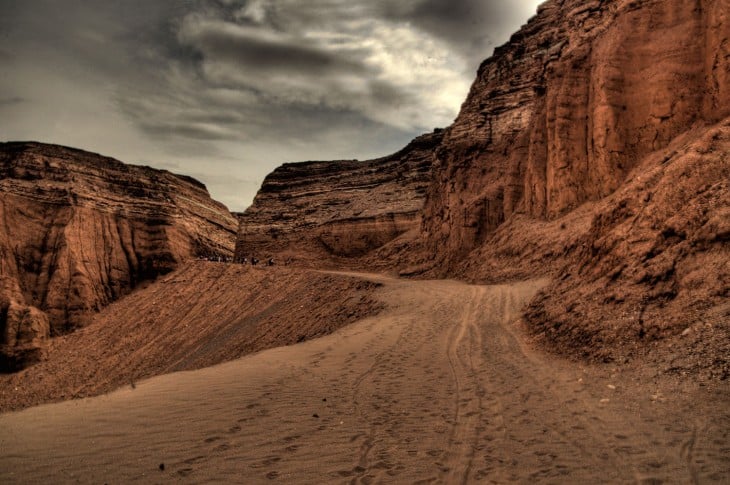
422,0,729,263
0,142,238,371
410,0,729,372
235,131,440,261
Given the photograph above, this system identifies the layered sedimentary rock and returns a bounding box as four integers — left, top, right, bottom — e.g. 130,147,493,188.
422,0,730,264
235,131,440,260
409,0,729,370
0,142,237,371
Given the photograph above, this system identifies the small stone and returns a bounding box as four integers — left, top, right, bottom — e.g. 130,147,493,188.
312,413,319,418
159,463,165,471
600,398,610,403
607,384,616,390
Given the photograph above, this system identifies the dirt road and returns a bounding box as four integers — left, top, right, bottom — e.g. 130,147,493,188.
0,273,727,483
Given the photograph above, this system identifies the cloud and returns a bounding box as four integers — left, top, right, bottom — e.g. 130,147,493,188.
171,6,471,132
379,0,542,67
0,0,543,210
178,19,367,76
0,97,25,106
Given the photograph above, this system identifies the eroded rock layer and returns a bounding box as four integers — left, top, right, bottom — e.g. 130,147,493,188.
408,0,729,372
235,131,440,261
0,142,237,371
422,0,729,264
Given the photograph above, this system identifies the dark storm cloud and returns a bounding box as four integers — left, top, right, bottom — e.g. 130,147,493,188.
378,0,542,68
0,97,25,106
179,20,368,77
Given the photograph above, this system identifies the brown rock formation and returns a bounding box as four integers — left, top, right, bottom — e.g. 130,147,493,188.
0,142,237,371
421,0,729,265
230,0,728,374
525,120,730,375
235,131,441,261
407,0,729,372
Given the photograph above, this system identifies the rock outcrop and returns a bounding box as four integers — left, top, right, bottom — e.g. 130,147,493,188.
408,0,729,371
0,142,238,371
230,0,728,374
421,0,729,265
235,131,440,261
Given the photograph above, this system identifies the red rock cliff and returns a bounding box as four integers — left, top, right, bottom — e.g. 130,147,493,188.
235,131,440,262
422,0,729,264
410,0,729,374
0,142,238,371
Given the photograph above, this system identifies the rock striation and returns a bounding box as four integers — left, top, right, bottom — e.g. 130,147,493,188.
421,0,729,264
235,131,440,261
526,120,729,374
410,0,729,371
0,142,238,371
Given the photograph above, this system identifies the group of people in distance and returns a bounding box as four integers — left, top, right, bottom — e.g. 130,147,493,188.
197,254,275,266
197,255,233,263
198,253,291,267
240,256,275,266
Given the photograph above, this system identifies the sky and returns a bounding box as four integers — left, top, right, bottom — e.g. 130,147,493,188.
0,0,543,211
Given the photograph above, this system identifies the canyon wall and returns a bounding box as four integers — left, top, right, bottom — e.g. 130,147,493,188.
0,142,238,371
422,0,730,265
411,0,729,371
235,131,440,261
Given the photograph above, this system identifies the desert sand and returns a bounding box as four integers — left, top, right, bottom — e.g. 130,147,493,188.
1,271,727,483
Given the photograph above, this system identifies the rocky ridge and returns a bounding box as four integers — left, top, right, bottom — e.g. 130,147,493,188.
0,142,237,371
234,131,441,262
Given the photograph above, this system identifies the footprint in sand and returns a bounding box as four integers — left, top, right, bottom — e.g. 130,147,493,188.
262,456,281,466
183,455,206,465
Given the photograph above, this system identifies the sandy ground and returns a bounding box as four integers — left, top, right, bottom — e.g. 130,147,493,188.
0,263,382,412
0,272,728,483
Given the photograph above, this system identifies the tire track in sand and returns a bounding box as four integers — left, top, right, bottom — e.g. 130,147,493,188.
442,286,484,484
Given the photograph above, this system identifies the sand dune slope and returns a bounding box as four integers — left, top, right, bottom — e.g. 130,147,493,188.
0,262,381,412
0,273,727,483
